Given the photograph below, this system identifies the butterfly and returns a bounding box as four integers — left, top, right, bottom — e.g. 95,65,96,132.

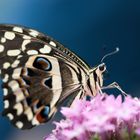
0,24,125,130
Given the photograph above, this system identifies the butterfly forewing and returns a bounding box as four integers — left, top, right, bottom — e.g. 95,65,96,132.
0,24,89,129
0,24,90,71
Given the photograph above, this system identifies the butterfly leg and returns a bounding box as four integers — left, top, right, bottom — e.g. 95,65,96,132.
96,82,103,94
101,82,128,97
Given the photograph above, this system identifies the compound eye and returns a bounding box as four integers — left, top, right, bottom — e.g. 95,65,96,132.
99,64,106,72
33,57,52,71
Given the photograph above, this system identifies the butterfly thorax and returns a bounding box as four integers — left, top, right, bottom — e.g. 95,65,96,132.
86,63,106,96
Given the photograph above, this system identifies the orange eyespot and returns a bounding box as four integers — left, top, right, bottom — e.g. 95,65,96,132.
36,105,50,123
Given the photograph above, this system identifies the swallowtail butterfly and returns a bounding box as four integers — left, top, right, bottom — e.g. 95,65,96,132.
0,24,125,130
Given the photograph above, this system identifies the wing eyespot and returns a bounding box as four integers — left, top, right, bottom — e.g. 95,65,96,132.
41,106,50,118
36,105,50,123
33,57,52,71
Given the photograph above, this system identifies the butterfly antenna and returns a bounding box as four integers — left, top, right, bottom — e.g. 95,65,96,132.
101,47,119,63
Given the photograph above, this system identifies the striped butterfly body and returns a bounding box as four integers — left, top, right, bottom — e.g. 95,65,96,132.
0,24,107,129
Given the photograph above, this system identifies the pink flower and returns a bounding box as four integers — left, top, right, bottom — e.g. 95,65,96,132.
45,94,140,140
136,128,140,135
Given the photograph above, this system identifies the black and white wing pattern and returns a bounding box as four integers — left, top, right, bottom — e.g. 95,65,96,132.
0,24,90,129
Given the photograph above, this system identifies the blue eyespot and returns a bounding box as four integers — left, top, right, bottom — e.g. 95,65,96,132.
33,57,52,71
40,105,50,118
44,106,50,116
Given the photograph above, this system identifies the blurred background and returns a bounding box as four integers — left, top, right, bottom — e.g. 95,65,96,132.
0,0,140,140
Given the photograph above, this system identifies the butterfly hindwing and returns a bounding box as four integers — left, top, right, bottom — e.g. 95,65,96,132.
0,24,88,129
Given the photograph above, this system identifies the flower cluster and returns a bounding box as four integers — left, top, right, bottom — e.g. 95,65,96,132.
45,94,140,140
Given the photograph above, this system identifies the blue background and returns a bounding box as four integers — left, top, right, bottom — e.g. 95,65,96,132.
0,0,140,140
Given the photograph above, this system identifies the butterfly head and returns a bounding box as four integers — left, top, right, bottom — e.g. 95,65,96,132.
88,48,119,95
98,63,106,72
89,63,106,85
